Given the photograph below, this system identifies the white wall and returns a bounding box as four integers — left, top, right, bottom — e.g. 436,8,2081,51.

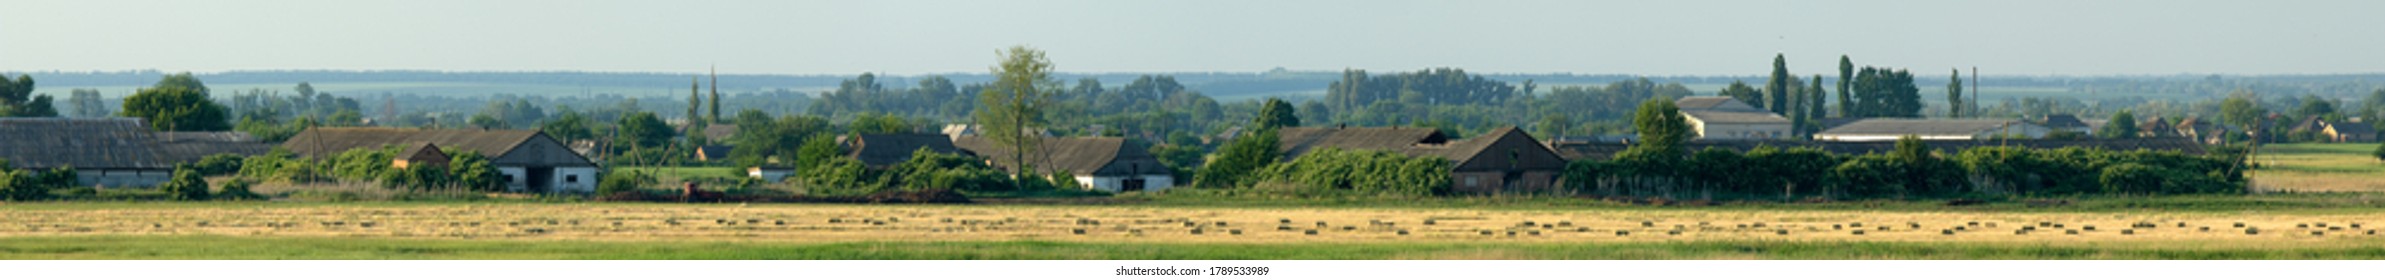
1074,175,1173,192
749,169,793,182
550,167,598,193
500,167,528,192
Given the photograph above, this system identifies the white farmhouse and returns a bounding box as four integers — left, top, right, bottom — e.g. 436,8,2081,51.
1674,96,1793,140
1813,119,2051,142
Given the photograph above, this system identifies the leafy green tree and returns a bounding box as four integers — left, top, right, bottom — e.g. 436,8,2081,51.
121,73,231,131
687,77,704,126
2374,142,2384,162
540,110,595,143
1254,98,1299,129
1718,80,1760,106
215,178,264,200
2295,95,2337,121
449,151,503,191
0,74,59,117
614,111,674,149
792,133,840,173
1948,68,1963,118
850,113,913,134
974,46,1057,174
160,164,211,201
2219,92,2265,131
1850,67,1921,118
1631,97,1690,154
2098,110,2140,139
68,89,106,117
1192,129,1281,188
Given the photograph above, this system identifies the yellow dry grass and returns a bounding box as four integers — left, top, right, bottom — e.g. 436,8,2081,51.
2251,143,2385,193
4,203,2381,245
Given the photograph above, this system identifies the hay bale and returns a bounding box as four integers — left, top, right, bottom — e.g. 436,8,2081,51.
1615,230,1630,236
1316,221,1328,227
1423,219,1436,225
1072,228,1087,235
1522,221,1537,227
2121,229,2135,235
1941,229,1954,235
1667,229,1681,235
1341,225,1356,231
1304,229,1318,235
1775,229,1788,235
2246,228,2261,235
1279,218,1292,224
2330,226,2344,231
1558,221,1573,227
1215,221,1228,227
2233,222,2246,228
1190,228,1203,235
1230,229,1243,235
1397,229,1409,235
1277,225,1293,231
2309,231,2324,236
1480,230,1494,236
1851,230,1865,235
1641,221,1654,227
2082,225,2096,231
2022,226,2037,231
2014,229,2027,235
2199,226,2210,231
1753,222,1767,228
2065,229,2078,235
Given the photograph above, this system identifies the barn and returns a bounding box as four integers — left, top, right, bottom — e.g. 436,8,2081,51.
954,136,1174,192
282,127,600,193
0,118,174,187
1276,126,1569,194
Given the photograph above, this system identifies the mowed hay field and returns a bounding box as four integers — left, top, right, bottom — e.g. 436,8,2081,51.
7,203,2385,259
2254,143,2385,193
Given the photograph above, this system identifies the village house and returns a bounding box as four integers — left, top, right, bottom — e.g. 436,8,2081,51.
2174,116,2236,144
282,127,600,193
2292,116,2379,143
1813,119,2051,141
1673,96,1793,140
1275,126,1568,194
954,136,1174,192
2038,114,2091,134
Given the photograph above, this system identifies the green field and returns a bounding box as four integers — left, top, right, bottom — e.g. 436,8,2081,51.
2253,143,2385,193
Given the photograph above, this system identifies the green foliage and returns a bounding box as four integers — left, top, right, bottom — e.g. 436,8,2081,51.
121,73,231,131
215,178,265,200
728,112,830,168
1192,129,1280,188
792,133,840,173
597,170,657,195
1837,55,1855,118
887,148,1013,192
1717,80,1760,107
238,149,324,183
1247,148,1452,196
975,46,1057,176
1568,139,2243,201
540,110,595,143
1766,54,1792,115
800,157,877,196
447,152,503,192
614,111,675,149
1253,98,1299,129
1325,68,1517,110
2374,142,2384,162
849,112,915,134
0,74,60,117
2098,110,2140,139
192,154,244,176
159,164,211,201
1631,97,1690,154
2220,93,2265,130
1848,67,1922,118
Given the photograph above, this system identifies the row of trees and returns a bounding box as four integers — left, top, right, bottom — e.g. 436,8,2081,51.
1568,98,2246,201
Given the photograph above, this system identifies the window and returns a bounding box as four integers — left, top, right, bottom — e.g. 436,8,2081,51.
565,175,579,183
1464,176,1479,187
504,175,515,182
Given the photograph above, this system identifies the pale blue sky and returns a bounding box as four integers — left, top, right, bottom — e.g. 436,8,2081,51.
5,0,2380,76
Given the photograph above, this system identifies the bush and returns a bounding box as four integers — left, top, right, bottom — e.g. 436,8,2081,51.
886,148,1014,192
192,153,244,176
159,164,211,201
800,157,878,196
597,170,656,195
216,178,265,200
1247,148,1451,196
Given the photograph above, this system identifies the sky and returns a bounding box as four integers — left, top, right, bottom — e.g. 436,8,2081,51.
5,0,2382,76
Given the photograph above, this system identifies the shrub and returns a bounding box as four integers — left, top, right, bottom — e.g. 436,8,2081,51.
192,153,244,176
800,157,878,196
1246,148,1451,196
159,164,211,201
597,170,657,195
216,178,265,200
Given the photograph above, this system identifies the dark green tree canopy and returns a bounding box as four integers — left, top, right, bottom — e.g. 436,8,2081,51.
121,73,231,131
1253,98,1299,130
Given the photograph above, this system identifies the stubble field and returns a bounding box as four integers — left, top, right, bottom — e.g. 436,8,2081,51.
6,202,2385,259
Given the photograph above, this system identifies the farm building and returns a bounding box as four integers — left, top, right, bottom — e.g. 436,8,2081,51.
2326,122,2377,142
152,131,275,163
391,142,451,169
693,145,732,162
2038,114,2091,134
747,166,794,182
954,136,1174,192
1549,138,2212,161
1813,119,2050,141
844,133,971,168
2174,117,2237,144
1675,97,1793,140
1276,126,1568,194
282,127,600,193
0,118,174,187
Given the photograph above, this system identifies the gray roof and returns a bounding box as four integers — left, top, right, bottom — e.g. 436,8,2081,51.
2040,114,2089,128
1816,119,2031,137
1676,96,1763,112
953,136,1168,176
154,131,274,163
0,118,171,170
1275,126,1568,172
2331,122,2376,136
282,127,596,167
1552,138,2210,161
1682,110,1790,124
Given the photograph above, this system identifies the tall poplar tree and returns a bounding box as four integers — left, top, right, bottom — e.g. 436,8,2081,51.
1837,55,1854,117
687,77,703,126
1766,54,1791,115
1948,68,1963,118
